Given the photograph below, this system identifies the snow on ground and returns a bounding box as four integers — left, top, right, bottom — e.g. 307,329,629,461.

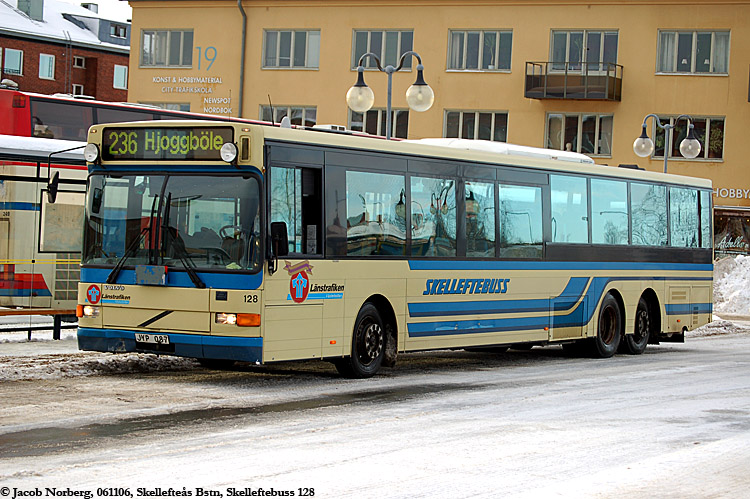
2,255,750,381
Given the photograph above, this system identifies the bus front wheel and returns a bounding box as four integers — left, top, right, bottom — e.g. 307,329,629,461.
588,294,621,358
335,303,385,378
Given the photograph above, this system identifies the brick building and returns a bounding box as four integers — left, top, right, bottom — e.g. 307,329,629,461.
0,0,130,101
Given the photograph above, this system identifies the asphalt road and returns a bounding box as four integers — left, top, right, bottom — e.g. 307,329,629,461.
1,330,749,498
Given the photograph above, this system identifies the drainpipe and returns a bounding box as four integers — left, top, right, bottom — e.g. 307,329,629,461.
237,0,247,117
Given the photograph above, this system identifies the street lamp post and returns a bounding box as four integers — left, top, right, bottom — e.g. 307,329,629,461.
346,50,434,140
633,114,702,173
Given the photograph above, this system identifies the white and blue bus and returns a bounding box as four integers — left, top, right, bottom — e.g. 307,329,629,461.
77,121,712,377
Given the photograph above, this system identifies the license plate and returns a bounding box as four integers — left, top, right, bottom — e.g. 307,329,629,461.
135,333,170,345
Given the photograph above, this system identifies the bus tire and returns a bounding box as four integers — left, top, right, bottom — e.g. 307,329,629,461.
588,294,621,358
621,297,650,355
335,303,385,378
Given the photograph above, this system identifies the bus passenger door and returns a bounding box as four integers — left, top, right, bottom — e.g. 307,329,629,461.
264,148,339,362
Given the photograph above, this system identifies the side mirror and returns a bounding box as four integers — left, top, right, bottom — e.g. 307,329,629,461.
91,187,103,214
270,221,289,257
47,171,60,204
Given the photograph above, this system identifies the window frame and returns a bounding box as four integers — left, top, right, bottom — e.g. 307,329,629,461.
72,84,84,96
656,30,730,75
140,29,194,68
110,24,127,39
348,108,410,138
650,115,725,161
545,113,613,157
351,30,414,70
113,64,128,90
550,29,619,72
3,48,24,76
262,29,321,69
73,56,86,69
447,29,513,72
259,105,317,127
444,110,509,142
38,53,55,80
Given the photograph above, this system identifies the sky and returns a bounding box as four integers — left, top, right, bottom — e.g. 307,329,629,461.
58,0,132,22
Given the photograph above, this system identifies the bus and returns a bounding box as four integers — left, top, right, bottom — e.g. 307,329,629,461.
0,88,268,143
0,135,87,312
76,121,713,377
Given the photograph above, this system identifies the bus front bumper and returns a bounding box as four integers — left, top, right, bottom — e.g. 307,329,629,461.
77,327,263,363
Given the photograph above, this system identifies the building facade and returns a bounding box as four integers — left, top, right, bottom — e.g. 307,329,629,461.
0,0,130,100
126,0,750,257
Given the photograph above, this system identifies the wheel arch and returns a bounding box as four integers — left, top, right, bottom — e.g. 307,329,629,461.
639,287,662,342
362,293,398,366
600,288,625,337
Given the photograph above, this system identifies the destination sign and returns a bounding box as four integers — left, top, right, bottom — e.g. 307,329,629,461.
101,126,234,161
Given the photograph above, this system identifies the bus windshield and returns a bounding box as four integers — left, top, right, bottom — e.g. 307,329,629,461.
83,174,261,272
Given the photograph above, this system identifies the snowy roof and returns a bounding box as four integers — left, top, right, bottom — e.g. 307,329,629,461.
403,138,596,164
0,0,130,53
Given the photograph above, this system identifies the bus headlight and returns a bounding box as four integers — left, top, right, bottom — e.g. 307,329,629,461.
215,312,260,327
83,143,100,162
215,312,237,325
220,142,238,163
77,305,100,318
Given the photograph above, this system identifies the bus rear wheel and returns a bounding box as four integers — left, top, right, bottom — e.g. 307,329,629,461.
335,303,385,378
588,294,621,358
621,297,650,355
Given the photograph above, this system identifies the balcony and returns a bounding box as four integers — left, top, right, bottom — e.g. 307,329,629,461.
525,62,623,101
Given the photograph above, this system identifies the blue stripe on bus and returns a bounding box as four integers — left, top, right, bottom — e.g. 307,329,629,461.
666,303,713,315
0,288,52,297
407,276,712,338
408,277,590,317
77,327,263,363
407,260,713,272
0,202,40,211
81,267,263,290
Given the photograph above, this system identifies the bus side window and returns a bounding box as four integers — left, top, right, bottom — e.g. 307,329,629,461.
270,165,322,256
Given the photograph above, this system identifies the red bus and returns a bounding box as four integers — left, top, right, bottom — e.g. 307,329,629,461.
0,88,269,142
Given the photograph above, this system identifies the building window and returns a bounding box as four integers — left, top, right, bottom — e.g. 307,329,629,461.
260,105,316,126
348,109,409,138
141,102,191,112
352,30,413,69
551,30,618,71
113,64,128,89
448,30,512,71
39,53,55,80
263,30,320,69
141,30,193,67
2,48,23,75
651,116,725,160
657,31,729,74
445,111,508,142
73,56,85,68
110,24,127,39
72,84,84,96
546,113,613,156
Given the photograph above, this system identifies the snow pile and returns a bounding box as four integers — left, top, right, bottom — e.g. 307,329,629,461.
713,255,750,315
0,352,198,381
688,319,743,338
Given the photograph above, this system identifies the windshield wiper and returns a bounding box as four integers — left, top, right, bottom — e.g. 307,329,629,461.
160,192,206,289
106,195,159,284
106,226,149,284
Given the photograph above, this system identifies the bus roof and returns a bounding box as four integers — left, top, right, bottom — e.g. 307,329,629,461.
87,121,713,189
0,134,85,162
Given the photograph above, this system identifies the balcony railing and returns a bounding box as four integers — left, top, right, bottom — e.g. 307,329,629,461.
525,61,623,101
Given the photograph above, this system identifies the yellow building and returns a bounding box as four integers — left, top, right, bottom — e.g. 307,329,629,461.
127,0,750,255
